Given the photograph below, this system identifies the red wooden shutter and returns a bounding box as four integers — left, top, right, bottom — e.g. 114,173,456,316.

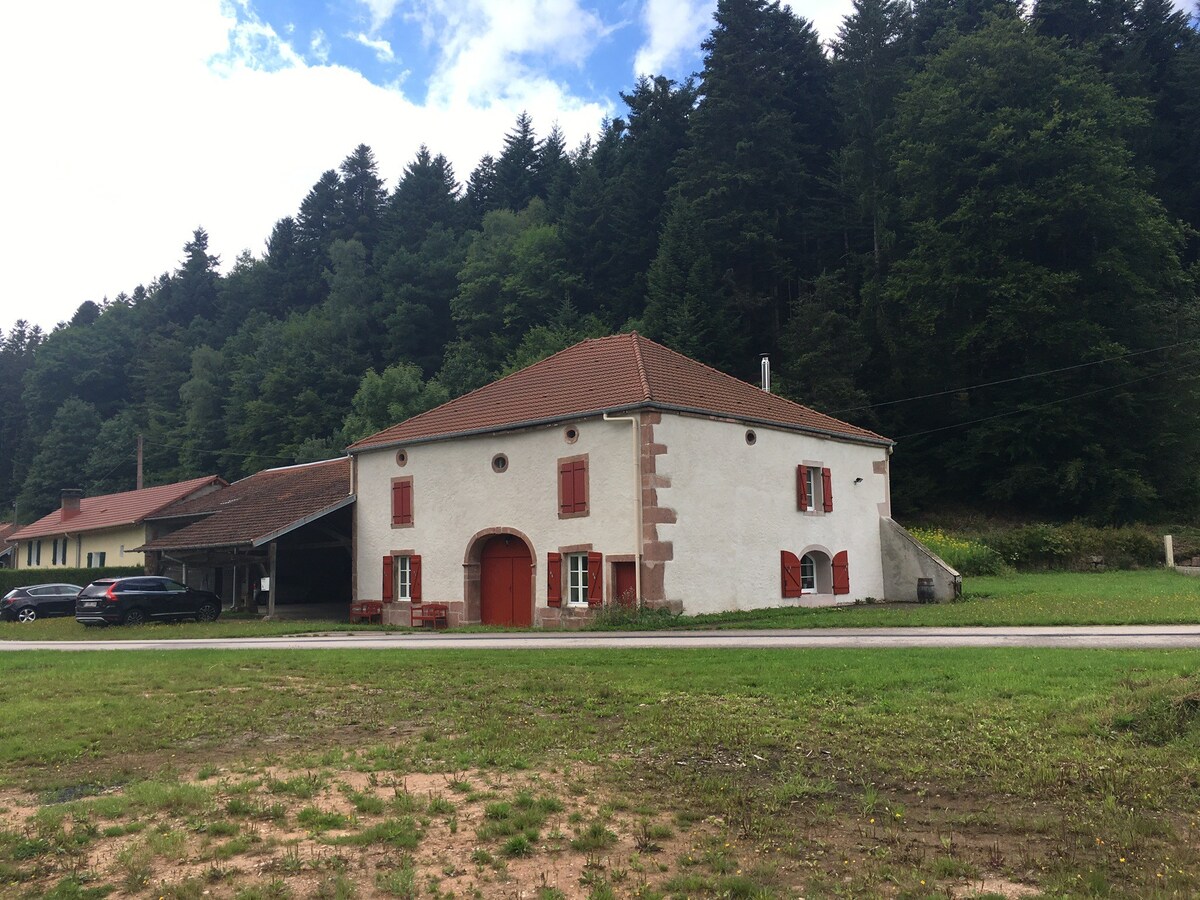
382,555,394,603
832,551,850,595
410,555,422,602
781,550,802,598
586,551,603,607
559,460,587,514
822,468,834,512
547,553,562,607
572,462,587,513
401,481,413,524
796,465,809,511
392,480,413,525
559,462,574,514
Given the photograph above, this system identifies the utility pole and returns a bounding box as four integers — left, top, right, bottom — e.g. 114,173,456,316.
136,434,144,490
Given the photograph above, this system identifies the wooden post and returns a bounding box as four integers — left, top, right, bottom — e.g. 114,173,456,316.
1165,535,1175,569
268,542,278,619
136,434,144,490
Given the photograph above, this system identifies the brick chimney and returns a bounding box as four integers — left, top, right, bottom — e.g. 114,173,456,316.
61,489,83,520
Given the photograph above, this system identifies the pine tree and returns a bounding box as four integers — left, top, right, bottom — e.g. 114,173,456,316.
465,155,499,225
337,144,387,249
666,0,837,373
883,17,1200,518
494,112,541,212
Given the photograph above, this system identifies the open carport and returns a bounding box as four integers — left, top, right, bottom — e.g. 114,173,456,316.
138,458,354,619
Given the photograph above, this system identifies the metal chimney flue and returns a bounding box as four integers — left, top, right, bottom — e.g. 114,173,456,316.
760,354,771,393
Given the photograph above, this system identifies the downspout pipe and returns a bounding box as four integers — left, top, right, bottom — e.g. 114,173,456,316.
603,412,642,604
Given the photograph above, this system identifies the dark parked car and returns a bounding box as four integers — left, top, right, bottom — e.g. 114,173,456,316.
75,576,222,626
1,583,84,623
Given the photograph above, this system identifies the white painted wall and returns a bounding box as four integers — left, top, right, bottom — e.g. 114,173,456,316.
652,415,890,612
354,417,639,610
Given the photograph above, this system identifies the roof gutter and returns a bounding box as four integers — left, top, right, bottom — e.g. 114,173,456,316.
348,403,893,455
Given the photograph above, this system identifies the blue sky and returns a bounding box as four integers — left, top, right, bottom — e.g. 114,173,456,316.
2,0,751,331
1,0,1194,334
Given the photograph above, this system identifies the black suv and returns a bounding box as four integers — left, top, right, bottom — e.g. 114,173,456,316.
1,584,84,623
75,577,222,626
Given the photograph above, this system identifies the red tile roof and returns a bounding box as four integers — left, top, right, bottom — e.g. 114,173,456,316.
349,333,889,451
9,476,225,542
139,457,352,552
0,522,18,544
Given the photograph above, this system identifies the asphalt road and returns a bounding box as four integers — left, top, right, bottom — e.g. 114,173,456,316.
3,625,1200,651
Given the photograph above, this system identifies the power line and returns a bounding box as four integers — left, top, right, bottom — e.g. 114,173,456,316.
896,359,1200,440
144,438,298,463
832,338,1200,415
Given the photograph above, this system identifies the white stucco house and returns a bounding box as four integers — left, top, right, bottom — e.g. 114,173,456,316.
349,333,955,627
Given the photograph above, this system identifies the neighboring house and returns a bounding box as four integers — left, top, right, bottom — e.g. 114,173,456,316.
8,477,225,572
139,458,354,615
0,522,18,568
349,332,957,628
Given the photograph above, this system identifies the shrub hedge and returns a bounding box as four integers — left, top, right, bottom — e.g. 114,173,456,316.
983,524,1161,571
0,567,143,594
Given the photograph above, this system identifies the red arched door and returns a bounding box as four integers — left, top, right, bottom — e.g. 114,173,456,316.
480,535,532,626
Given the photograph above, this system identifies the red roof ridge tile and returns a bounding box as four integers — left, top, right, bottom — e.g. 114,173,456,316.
630,332,652,401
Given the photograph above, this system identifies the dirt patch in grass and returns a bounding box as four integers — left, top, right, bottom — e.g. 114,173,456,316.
3,757,1164,899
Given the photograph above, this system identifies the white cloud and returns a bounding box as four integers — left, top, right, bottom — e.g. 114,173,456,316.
410,0,611,105
349,31,396,62
310,29,331,63
0,0,611,332
359,0,406,32
634,0,714,77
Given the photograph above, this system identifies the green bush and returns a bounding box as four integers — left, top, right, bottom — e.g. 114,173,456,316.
907,528,1009,576
0,567,142,594
985,524,1160,571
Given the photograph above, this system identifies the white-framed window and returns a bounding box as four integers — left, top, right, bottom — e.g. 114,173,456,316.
396,555,412,601
801,554,816,592
86,551,106,568
802,467,817,512
566,553,589,606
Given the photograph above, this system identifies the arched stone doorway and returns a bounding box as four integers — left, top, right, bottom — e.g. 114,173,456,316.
463,530,534,626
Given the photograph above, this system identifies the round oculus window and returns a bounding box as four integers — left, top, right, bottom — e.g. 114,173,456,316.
492,454,509,473
564,426,579,444
745,430,757,446
395,449,408,466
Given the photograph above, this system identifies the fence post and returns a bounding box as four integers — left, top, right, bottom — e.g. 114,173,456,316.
1164,534,1175,569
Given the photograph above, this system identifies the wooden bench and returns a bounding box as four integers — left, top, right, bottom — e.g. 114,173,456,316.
410,602,449,629
349,600,383,624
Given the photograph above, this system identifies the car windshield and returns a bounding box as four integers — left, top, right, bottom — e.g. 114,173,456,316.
80,582,114,597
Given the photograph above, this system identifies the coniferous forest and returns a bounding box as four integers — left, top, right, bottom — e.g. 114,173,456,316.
2,0,1199,525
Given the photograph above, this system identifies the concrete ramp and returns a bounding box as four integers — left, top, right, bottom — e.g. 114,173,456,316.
880,518,962,603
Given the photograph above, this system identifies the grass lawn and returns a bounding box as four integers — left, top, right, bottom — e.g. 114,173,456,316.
2,570,1198,643
1,647,1199,898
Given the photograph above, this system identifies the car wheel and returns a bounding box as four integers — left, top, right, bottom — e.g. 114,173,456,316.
123,608,147,626
195,603,219,622
16,607,37,623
